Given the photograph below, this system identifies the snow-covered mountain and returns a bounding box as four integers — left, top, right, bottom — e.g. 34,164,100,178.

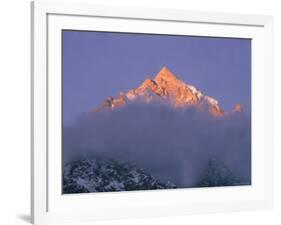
93,66,242,116
63,157,241,193
63,67,247,194
63,159,176,194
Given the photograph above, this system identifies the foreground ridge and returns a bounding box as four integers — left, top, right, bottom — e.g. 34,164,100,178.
63,159,176,193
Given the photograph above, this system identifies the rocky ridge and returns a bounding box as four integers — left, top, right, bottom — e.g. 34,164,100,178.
94,66,242,116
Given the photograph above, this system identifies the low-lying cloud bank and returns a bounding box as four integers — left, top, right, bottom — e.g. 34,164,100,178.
63,102,251,187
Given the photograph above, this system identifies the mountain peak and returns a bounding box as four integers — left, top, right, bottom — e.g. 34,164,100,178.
233,103,243,112
92,67,242,117
155,66,178,82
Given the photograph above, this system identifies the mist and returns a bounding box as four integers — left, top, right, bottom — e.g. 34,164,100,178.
63,102,251,187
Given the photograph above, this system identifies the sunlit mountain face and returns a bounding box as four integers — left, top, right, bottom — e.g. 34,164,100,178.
93,66,242,116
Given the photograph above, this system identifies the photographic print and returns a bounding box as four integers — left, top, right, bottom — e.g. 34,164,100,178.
62,30,251,194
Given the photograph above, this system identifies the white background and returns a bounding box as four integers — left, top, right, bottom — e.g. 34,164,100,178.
0,0,280,224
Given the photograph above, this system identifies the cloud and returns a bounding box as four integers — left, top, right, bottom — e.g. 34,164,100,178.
63,102,251,187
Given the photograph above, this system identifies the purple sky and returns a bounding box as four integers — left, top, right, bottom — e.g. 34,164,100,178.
63,30,251,125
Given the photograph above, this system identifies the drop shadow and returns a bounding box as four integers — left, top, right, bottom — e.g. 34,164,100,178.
17,214,31,224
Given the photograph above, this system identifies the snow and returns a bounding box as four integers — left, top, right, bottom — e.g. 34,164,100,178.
187,84,204,100
126,91,137,100
187,84,198,94
63,159,176,194
204,96,218,106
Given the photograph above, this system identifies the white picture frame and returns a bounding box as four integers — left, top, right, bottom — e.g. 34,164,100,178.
31,1,273,224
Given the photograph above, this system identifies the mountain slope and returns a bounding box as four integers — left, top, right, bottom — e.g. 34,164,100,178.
196,158,240,187
93,66,240,116
63,159,176,194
